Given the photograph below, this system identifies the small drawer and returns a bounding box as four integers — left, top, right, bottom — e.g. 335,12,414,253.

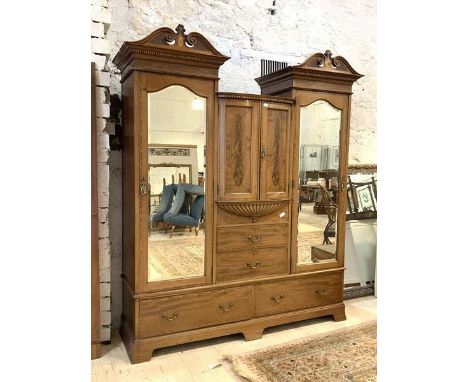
217,206,289,226
217,223,289,253
139,286,253,338
254,272,342,317
216,248,289,282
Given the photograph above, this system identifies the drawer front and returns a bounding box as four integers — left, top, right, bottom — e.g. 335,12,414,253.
216,248,289,282
254,272,342,317
217,206,290,226
139,286,253,338
217,223,289,252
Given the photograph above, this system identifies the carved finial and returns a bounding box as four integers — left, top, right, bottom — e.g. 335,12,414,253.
175,24,186,36
317,50,339,69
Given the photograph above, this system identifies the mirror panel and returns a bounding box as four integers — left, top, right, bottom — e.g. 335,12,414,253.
147,85,207,282
297,100,341,265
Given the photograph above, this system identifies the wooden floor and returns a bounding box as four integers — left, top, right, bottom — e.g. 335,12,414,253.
92,296,376,381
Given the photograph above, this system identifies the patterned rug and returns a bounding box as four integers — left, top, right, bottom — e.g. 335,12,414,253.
225,321,376,382
297,231,333,264
148,236,204,281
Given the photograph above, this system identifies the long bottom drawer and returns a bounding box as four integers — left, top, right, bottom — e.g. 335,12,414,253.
254,272,343,317
139,286,253,338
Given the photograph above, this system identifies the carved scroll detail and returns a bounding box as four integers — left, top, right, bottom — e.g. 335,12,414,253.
233,114,244,186
298,50,361,76
148,24,212,53
272,118,280,186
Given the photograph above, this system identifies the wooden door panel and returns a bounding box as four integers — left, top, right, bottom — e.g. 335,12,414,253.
218,100,259,201
260,104,290,200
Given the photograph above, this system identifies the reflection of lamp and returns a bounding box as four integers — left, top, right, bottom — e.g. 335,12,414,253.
191,98,204,110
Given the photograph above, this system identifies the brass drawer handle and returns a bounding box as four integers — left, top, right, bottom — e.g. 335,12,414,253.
161,312,178,321
219,303,234,312
247,261,261,270
315,289,327,296
271,294,284,304
248,234,262,243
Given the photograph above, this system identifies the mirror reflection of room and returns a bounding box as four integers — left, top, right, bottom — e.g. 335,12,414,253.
147,85,206,282
297,100,341,265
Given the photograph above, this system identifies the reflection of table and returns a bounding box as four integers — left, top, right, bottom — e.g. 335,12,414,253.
299,184,320,202
313,186,338,215
311,243,336,263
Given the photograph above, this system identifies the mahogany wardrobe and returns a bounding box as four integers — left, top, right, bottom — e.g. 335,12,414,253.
113,24,362,363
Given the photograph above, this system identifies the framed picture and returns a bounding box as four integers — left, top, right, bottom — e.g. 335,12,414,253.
356,185,376,212
331,146,339,168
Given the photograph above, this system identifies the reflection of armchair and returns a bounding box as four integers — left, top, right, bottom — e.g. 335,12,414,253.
150,184,177,228
164,195,205,237
320,185,337,245
163,183,205,237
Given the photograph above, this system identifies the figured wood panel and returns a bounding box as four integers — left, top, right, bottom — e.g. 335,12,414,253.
218,100,259,201
216,224,289,253
254,272,342,317
260,103,291,200
216,248,289,282
139,286,253,338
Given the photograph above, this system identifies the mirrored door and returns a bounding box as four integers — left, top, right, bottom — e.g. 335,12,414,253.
146,85,207,282
296,100,341,265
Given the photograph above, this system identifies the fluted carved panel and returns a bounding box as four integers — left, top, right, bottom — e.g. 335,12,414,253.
216,200,289,220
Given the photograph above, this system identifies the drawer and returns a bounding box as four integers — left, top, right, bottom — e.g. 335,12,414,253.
217,206,289,226
254,272,342,317
216,248,289,282
139,286,253,338
217,223,289,252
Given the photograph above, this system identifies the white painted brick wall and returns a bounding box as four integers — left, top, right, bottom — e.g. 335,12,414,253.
91,21,105,38
99,0,377,334
92,1,112,343
91,4,111,25
91,53,107,70
91,37,112,55
95,70,110,87
92,0,109,7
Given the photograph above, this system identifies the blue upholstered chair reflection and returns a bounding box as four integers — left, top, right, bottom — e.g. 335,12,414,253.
163,184,205,237
150,183,178,229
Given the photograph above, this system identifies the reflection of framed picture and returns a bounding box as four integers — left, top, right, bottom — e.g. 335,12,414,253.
356,185,375,212
331,146,339,167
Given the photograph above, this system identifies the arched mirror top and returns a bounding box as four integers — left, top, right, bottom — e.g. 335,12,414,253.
301,98,343,112
299,100,342,151
148,83,208,100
